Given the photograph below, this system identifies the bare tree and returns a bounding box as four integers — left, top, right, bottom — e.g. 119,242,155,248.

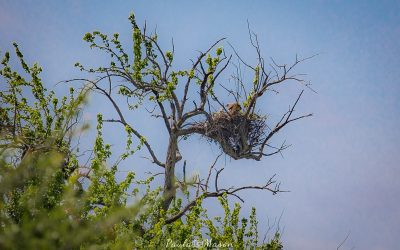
69,13,313,220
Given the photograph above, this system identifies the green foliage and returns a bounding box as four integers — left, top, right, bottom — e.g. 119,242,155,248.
0,44,86,222
0,15,283,249
0,124,282,249
0,43,86,167
78,13,227,105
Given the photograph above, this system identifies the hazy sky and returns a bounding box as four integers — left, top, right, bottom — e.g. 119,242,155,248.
1,1,399,249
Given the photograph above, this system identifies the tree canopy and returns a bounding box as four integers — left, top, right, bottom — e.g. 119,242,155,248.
0,12,313,249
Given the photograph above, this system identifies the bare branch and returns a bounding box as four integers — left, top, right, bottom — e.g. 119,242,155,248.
165,168,285,224
180,38,226,118
68,77,165,168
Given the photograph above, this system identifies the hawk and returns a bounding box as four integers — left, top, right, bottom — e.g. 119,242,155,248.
226,103,242,116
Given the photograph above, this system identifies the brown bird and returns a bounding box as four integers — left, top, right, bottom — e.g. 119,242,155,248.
226,103,242,116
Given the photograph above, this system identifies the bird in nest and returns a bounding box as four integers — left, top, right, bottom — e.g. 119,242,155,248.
211,102,242,121
226,103,242,116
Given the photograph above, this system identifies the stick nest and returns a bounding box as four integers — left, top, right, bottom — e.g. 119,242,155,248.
194,111,267,159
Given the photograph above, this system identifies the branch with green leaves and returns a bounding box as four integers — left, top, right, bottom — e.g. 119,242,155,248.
73,12,313,217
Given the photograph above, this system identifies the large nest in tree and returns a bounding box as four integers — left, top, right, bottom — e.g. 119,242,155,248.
193,111,267,160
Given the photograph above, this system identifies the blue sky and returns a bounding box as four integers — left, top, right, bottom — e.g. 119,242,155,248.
1,1,399,249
